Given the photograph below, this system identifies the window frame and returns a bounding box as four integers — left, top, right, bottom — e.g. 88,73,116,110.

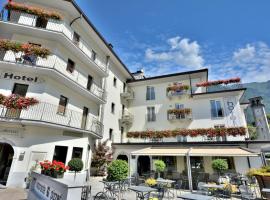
146,86,155,101
57,95,68,115
210,100,224,118
111,103,115,114
113,77,117,87
71,147,83,159
147,106,156,122
66,59,75,74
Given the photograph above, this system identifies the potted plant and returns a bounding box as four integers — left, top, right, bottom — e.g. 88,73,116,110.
154,160,166,178
68,158,84,180
212,159,228,177
106,160,128,181
145,178,157,187
40,160,69,178
247,166,270,198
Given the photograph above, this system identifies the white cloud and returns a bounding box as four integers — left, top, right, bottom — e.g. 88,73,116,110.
211,42,270,83
145,36,204,69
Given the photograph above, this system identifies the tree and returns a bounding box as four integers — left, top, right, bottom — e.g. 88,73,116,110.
154,160,166,178
107,160,128,181
248,124,258,140
68,158,84,180
212,159,228,176
267,114,270,124
91,140,113,176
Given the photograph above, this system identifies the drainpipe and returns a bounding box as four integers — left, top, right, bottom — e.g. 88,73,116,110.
186,148,193,192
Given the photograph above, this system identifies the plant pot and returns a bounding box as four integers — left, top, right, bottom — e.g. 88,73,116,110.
255,175,270,199
51,171,64,179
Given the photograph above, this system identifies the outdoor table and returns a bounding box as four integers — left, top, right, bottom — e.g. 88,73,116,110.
177,193,214,200
156,178,176,199
129,185,157,200
262,188,270,193
201,184,224,197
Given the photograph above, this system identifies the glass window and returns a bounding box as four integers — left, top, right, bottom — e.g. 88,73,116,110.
66,59,75,73
109,129,113,140
57,95,68,115
210,100,224,118
53,146,68,164
147,106,156,122
35,17,48,28
91,50,96,61
146,86,155,100
113,77,117,87
72,147,83,159
111,103,115,114
12,83,28,96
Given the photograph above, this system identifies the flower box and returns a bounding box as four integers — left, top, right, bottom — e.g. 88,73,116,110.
40,160,69,179
196,77,241,87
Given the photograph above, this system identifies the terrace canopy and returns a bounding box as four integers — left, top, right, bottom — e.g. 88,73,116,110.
131,146,260,191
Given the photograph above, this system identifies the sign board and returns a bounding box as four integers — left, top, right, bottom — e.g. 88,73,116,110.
0,71,44,83
223,97,240,127
28,172,68,200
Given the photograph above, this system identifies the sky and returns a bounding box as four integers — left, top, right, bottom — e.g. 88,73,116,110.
2,0,270,83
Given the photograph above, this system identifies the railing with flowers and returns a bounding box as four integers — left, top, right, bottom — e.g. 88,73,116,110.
40,160,69,179
126,127,246,139
0,47,106,102
0,102,103,138
195,77,243,93
166,84,190,97
0,94,39,109
167,108,192,121
0,5,108,74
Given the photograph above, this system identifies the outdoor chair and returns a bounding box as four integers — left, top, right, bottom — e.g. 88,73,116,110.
239,185,256,200
81,185,91,200
174,179,182,196
147,187,165,200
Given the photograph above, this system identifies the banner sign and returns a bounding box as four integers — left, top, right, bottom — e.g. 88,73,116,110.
223,97,240,127
0,72,44,83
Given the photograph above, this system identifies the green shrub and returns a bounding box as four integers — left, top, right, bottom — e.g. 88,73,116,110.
212,159,228,174
154,160,166,173
68,158,84,172
107,160,128,181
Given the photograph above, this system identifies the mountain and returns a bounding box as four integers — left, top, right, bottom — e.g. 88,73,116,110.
241,80,270,123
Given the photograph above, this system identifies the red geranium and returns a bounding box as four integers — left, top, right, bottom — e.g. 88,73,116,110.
196,77,241,87
2,94,38,109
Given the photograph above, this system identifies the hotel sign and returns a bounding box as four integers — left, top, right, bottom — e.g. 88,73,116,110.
0,72,44,83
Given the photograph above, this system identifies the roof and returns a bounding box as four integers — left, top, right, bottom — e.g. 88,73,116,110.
127,68,208,83
63,0,134,78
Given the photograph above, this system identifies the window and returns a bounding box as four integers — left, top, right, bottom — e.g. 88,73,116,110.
174,103,185,119
106,56,110,67
113,77,117,87
66,59,75,73
91,50,96,61
146,86,155,100
73,32,80,45
175,103,184,109
111,103,115,114
72,147,83,159
123,83,126,92
35,16,48,28
12,83,28,96
121,127,124,143
87,75,93,90
109,129,113,141
53,146,68,164
177,136,187,142
57,95,68,115
210,100,224,118
147,106,156,122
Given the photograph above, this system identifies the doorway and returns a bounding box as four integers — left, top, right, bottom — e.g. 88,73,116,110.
137,156,150,176
81,107,89,129
117,154,128,163
0,143,14,185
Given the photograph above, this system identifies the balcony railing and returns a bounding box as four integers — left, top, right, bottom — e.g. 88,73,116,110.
120,89,134,100
192,83,244,94
119,109,133,125
167,109,192,121
0,9,108,74
0,50,106,102
167,90,190,98
0,102,103,138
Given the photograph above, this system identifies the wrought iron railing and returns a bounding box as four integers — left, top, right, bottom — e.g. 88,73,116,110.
0,50,106,102
119,109,134,125
0,8,108,74
0,103,103,137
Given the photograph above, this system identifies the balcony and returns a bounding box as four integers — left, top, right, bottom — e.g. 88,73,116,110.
166,84,190,98
120,89,134,100
0,9,108,76
119,109,133,126
167,108,192,121
0,102,103,138
0,50,106,104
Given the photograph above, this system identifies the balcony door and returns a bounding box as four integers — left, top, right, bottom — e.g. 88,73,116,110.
81,107,89,129
6,83,28,118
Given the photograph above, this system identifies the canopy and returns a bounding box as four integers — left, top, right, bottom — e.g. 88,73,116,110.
131,146,259,157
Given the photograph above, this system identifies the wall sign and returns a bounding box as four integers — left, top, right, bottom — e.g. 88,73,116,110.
0,72,44,83
224,97,240,127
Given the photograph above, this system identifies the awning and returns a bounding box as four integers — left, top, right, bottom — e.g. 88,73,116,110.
131,147,189,156
131,147,259,157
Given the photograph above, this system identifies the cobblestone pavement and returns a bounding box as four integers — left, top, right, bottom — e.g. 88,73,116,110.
0,188,27,200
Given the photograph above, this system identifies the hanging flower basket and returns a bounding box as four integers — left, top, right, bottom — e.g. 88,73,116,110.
2,94,39,110
196,77,241,87
167,84,190,92
127,127,246,139
167,108,191,115
5,2,63,20
0,39,51,58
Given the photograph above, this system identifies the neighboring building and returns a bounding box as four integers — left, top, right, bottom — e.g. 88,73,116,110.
249,96,270,140
0,0,131,187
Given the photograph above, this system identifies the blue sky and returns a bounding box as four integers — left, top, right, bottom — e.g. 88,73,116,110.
2,0,270,83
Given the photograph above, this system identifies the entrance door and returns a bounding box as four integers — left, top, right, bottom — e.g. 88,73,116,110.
137,156,150,176
81,107,89,129
5,83,29,118
0,143,14,185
